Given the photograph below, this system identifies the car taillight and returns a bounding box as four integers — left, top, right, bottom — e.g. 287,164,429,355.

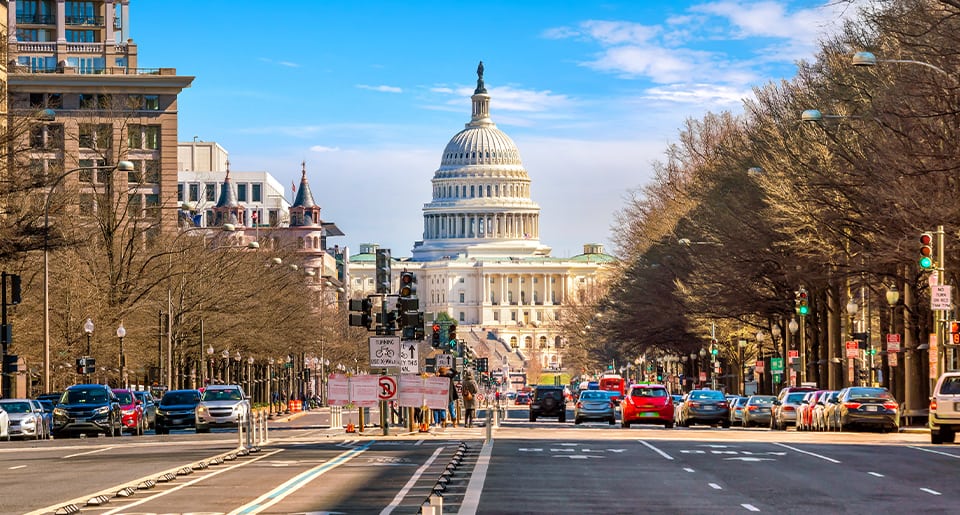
689,401,700,408
747,406,758,411
718,402,728,408
576,402,582,409
930,399,938,412
783,406,795,411
844,402,861,410
883,402,898,410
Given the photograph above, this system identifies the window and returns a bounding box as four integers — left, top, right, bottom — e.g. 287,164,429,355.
79,93,110,109
237,184,247,202
79,193,94,216
252,183,262,202
144,126,160,149
459,312,465,322
188,184,199,202
30,124,63,149
459,277,465,283
177,184,184,202
78,123,111,149
205,184,216,201
143,160,160,183
144,95,160,110
127,161,143,184
459,293,465,303
510,311,516,321
30,93,62,108
493,311,499,321
78,159,105,183
145,194,160,219
127,125,142,149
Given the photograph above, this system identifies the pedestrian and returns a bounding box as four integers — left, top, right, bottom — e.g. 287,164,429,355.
461,370,479,427
434,367,450,426
445,367,459,427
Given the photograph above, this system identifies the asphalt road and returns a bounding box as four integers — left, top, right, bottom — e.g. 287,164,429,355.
1,406,955,514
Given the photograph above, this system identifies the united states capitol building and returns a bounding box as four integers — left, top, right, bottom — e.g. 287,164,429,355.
347,64,616,373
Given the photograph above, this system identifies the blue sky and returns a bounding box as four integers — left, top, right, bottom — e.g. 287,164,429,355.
133,0,861,258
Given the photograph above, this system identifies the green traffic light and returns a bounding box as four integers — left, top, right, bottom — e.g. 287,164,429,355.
711,348,718,355
798,305,810,316
920,256,933,269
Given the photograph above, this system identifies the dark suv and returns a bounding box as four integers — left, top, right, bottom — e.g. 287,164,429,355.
51,384,122,438
529,385,567,422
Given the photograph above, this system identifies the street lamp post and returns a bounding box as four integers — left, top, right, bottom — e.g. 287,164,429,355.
83,318,94,356
846,299,860,386
43,161,135,394
788,318,799,386
116,322,126,388
886,285,900,395
221,350,230,383
206,345,214,386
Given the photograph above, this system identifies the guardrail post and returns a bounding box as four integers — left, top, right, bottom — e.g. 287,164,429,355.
238,415,244,449
485,402,492,443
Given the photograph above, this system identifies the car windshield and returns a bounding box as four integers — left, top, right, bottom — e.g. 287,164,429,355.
632,388,667,398
37,400,54,412
690,391,724,400
115,392,134,405
134,392,152,402
579,391,608,401
64,388,108,404
0,401,32,413
202,389,243,402
939,377,960,395
536,389,563,400
161,391,200,406
748,396,776,405
848,388,893,400
785,393,807,403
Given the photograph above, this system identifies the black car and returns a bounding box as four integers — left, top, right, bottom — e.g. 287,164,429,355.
529,385,566,422
35,392,62,405
51,384,122,438
155,389,201,434
836,386,900,432
678,389,730,428
133,390,158,429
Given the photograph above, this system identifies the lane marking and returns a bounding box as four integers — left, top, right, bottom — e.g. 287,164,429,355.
908,446,960,459
230,441,374,514
709,483,722,490
414,439,424,446
63,446,115,459
458,440,493,515
868,472,884,477
380,446,444,515
8,465,26,470
920,488,941,496
772,443,840,464
683,467,695,473
742,504,760,512
638,440,674,460
97,449,283,515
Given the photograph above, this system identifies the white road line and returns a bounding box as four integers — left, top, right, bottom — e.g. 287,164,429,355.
63,446,115,458
8,465,26,470
458,440,494,515
638,440,674,460
908,446,960,459
414,439,424,446
742,503,760,512
380,446,444,515
772,443,840,464
920,488,942,496
868,472,884,477
709,483,722,490
683,467,695,473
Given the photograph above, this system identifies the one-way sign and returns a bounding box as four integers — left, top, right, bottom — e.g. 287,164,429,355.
400,341,419,373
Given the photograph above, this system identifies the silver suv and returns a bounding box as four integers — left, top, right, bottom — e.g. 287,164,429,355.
930,372,960,444
195,385,249,433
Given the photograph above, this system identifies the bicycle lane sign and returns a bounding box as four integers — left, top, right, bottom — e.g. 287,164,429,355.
369,336,401,368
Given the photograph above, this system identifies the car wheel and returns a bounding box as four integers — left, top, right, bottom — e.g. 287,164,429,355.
932,431,944,444
529,414,536,422
621,420,629,428
608,417,616,425
575,418,582,425
721,420,730,429
664,421,674,429
197,426,210,433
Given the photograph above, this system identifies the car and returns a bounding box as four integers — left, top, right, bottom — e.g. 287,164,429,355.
930,372,960,444
729,396,749,426
155,389,201,434
796,390,831,431
133,390,158,429
504,391,517,401
112,389,145,435
0,405,8,440
677,389,730,428
34,400,55,437
620,384,674,428
51,384,122,438
835,386,899,433
529,385,566,422
741,395,776,428
195,385,249,433
771,391,811,430
514,392,530,405
812,390,840,431
574,389,616,425
671,394,683,407
35,392,62,405
0,399,48,440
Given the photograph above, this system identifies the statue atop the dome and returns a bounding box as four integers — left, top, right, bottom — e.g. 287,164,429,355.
475,60,487,94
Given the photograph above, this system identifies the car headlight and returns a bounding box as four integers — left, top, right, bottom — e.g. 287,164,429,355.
94,406,110,415
54,408,67,416
122,409,136,415
197,406,207,414
22,418,36,427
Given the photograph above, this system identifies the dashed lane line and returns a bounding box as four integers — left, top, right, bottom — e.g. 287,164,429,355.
920,488,942,496
772,443,840,464
868,472,884,477
63,446,116,458
742,503,760,512
638,440,674,460
908,446,960,459
708,483,722,490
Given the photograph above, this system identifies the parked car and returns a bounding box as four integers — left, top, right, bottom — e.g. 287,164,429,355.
0,405,8,440
771,391,809,430
677,389,730,428
34,400,55,437
133,390,158,429
822,388,848,431
930,372,960,443
812,390,841,431
573,389,616,425
0,399,48,439
836,387,899,432
741,395,776,428
529,385,566,422
155,389,202,434
195,385,249,433
51,384,122,438
729,396,749,426
620,383,674,428
797,390,831,431
112,389,145,435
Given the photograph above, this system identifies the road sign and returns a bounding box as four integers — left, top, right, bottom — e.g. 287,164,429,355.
755,360,764,373
369,336,401,368
399,342,419,373
886,334,901,353
699,372,707,382
889,352,898,367
770,357,784,374
845,340,859,359
436,354,453,369
931,285,952,310
378,375,397,400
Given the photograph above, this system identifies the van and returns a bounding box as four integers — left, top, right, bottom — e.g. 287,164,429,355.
929,372,960,444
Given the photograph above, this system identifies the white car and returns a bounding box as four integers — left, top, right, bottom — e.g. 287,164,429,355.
0,399,48,439
0,406,9,440
930,372,960,444
195,385,249,433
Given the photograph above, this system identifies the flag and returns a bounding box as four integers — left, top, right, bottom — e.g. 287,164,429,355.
291,181,296,193
251,211,258,223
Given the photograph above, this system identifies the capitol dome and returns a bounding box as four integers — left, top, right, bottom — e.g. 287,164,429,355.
411,62,551,262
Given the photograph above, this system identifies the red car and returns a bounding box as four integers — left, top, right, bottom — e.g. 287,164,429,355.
796,390,830,431
620,384,674,428
112,389,145,435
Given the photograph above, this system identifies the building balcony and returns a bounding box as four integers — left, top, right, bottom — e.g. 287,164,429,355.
17,14,57,25
65,15,105,27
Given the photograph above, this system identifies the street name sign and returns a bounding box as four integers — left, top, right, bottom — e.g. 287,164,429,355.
369,336,401,368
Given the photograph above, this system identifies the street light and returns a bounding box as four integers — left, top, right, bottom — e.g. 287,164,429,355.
43,160,135,393
206,345,214,386
788,318,799,386
116,322,126,388
885,285,900,394
83,318,95,355
739,338,749,395
221,349,230,383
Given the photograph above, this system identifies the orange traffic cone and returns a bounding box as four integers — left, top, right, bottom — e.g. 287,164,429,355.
346,422,356,433
418,422,430,433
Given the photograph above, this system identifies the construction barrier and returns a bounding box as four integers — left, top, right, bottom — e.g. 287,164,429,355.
289,399,302,412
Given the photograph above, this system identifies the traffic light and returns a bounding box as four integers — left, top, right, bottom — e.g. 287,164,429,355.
9,274,21,305
402,311,425,340
399,271,416,297
951,321,960,345
477,357,488,372
448,323,457,349
656,365,664,382
919,232,934,270
797,287,810,316
710,339,718,357
375,248,392,293
857,368,868,383
76,357,95,375
431,323,441,348
348,297,374,329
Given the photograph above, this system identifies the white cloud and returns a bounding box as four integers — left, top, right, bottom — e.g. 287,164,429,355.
309,145,340,153
357,84,403,93
642,84,753,105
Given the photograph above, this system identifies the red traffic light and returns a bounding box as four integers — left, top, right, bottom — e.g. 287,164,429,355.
951,321,960,334
920,232,933,246
432,323,440,332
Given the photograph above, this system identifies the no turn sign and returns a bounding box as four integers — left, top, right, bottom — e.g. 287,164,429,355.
378,375,398,400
